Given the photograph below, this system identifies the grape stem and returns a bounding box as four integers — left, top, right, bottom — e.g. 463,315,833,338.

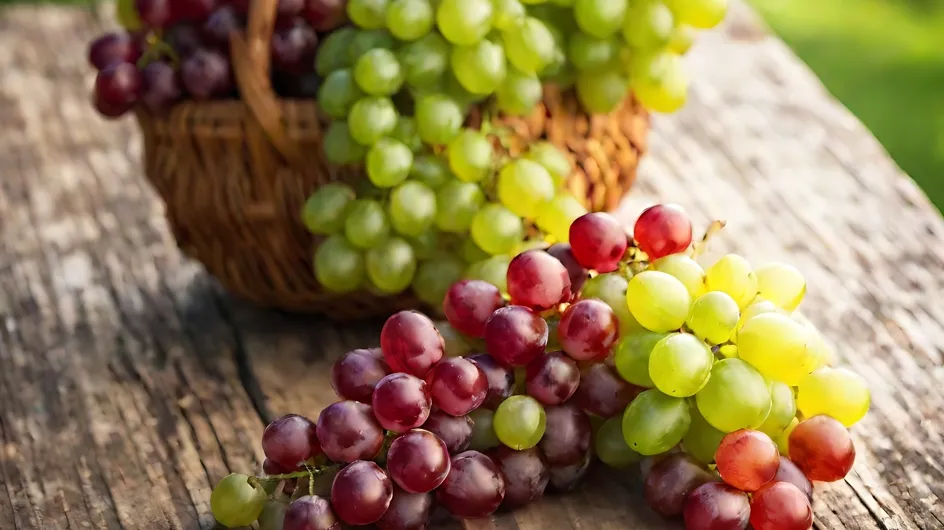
691,220,727,259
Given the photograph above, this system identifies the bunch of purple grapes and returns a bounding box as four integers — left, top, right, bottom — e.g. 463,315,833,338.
87,0,347,119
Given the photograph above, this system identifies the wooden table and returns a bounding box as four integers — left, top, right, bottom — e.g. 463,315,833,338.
1,2,942,529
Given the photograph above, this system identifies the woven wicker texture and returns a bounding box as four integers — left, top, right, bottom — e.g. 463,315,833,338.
135,0,650,319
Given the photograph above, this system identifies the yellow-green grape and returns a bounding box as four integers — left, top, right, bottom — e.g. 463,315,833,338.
465,255,511,294
415,94,464,145
614,332,666,387
435,180,485,232
410,154,452,189
494,395,546,449
366,138,414,188
348,96,398,145
391,117,424,153
354,48,404,96
663,0,727,29
800,321,834,371
626,270,692,333
496,67,543,116
687,291,740,345
525,142,572,188
389,181,437,236
318,69,364,119
471,204,525,255
355,176,385,200
652,254,706,298
412,255,466,307
510,238,547,257
683,406,726,464
366,237,417,293
503,17,557,74
576,68,629,114
797,367,870,427
348,28,396,64
622,389,691,456
397,33,451,88
755,262,807,311
497,159,556,219
574,0,628,38
469,408,502,451
668,23,696,55
451,39,507,94
316,27,358,76
596,416,643,468
718,344,738,358
695,358,771,432
315,236,366,293
759,381,797,437
491,0,526,30
536,193,588,243
322,121,369,165
210,474,266,528
623,0,674,51
648,333,713,397
408,230,440,260
567,33,619,71
440,321,475,356
631,51,688,114
705,253,759,309
116,0,142,30
386,0,435,40
447,130,494,183
737,313,814,386
777,418,799,456
344,199,390,249
582,272,645,336
302,183,355,235
436,0,494,45
347,0,391,29
735,299,782,337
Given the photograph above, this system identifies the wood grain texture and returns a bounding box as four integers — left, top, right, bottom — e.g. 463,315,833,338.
0,1,941,529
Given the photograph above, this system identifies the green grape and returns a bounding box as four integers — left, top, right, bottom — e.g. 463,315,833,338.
651,254,706,299
317,69,364,119
471,204,525,255
632,51,688,114
389,181,436,236
494,395,546,450
497,159,555,218
354,48,405,96
614,331,667,387
386,0,435,40
442,70,488,110
549,0,574,5
683,406,726,464
626,270,692,333
663,0,727,29
465,255,510,293
648,333,712,397
257,499,289,530
576,68,629,114
755,262,806,311
316,27,357,76
491,0,526,30
398,33,451,88
322,121,369,165
459,238,491,264
470,408,502,451
210,474,266,528
737,313,814,385
435,179,485,232
301,183,355,235
524,143,571,188
797,367,870,427
705,253,758,309
503,17,557,74
436,0,494,45
622,389,691,456
734,299,782,338
759,381,797,436
116,0,142,30
355,178,385,200
348,96,398,145
695,358,771,432
496,67,543,116
344,199,391,249
407,230,440,260
347,0,391,29
568,33,619,71
366,138,414,188
574,0,628,38
391,117,424,152
451,39,507,94
528,2,575,30
776,417,799,456
582,272,645,335
596,416,642,468
366,237,417,293
521,0,547,3
410,155,452,188
668,23,696,55
447,130,494,182
348,29,397,64
622,0,674,51
440,321,475,356
687,291,740,345
535,193,587,243
412,254,465,307
314,236,366,293
415,94,464,145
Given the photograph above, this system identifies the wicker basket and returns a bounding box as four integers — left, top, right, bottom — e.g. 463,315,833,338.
135,0,650,320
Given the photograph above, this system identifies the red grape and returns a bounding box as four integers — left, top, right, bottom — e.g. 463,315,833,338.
506,250,573,310
546,243,588,295
749,481,813,530
277,0,306,23
490,446,549,508
525,351,580,406
443,280,504,338
539,402,591,466
437,451,506,518
372,373,432,432
426,357,488,416
88,33,142,71
484,306,548,367
331,348,391,403
377,487,434,530
633,204,693,260
227,0,250,16
93,63,142,118
548,451,592,492
166,23,205,57
263,457,293,475
568,212,628,272
330,460,393,525
140,61,183,113
775,457,813,501
283,495,340,530
715,430,780,492
271,19,318,74
788,415,856,482
643,453,717,517
467,354,516,409
203,5,243,48
262,414,319,469
181,48,233,100
316,401,384,462
381,311,445,377
557,299,619,362
303,0,348,31
575,364,642,418
136,0,175,29
386,429,451,493
422,411,473,454
682,482,750,530
172,0,217,22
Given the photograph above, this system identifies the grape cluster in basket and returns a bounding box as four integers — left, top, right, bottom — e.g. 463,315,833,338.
210,204,871,530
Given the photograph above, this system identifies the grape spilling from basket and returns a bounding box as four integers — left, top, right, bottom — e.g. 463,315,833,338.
210,205,870,530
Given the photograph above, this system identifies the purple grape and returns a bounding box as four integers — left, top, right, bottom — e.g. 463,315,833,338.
575,363,643,418
525,351,580,406
93,63,142,118
426,357,488,416
262,414,319,469
467,353,516,409
775,457,814,502
316,401,384,462
422,411,473,454
372,372,432,433
683,482,751,530
136,0,174,29
539,402,591,466
166,23,205,57
283,495,340,530
88,33,142,71
303,0,347,31
380,311,445,378
331,348,391,403
271,19,318,74
644,453,718,517
330,461,393,525
171,0,217,22
386,429,451,493
484,306,549,367
377,487,434,530
181,48,233,100
547,243,589,295
437,451,506,518
548,451,592,492
490,446,549,508
140,61,183,113
203,5,244,48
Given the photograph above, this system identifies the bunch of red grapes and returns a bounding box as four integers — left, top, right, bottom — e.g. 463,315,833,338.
87,0,346,118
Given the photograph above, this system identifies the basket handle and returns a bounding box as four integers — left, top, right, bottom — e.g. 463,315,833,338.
230,0,307,168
